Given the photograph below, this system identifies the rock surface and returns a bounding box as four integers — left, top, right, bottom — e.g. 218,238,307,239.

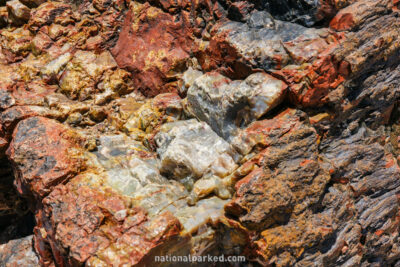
0,0,399,266
0,235,39,266
187,72,287,139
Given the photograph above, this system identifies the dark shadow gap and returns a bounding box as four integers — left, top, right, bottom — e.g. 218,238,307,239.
0,158,35,244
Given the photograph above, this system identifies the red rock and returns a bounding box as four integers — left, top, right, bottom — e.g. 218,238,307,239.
330,12,355,31
111,2,193,97
315,0,339,21
195,24,249,79
394,0,400,10
274,53,350,107
6,116,85,197
0,27,33,63
0,105,61,135
226,109,330,230
35,178,184,266
11,81,57,106
152,92,182,111
28,2,74,32
231,108,303,155
330,0,393,31
0,0,398,266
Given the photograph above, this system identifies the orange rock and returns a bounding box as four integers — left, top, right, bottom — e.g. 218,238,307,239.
111,2,193,97
330,13,355,31
7,116,86,197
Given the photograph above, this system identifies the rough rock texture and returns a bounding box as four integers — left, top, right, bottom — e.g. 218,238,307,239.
111,1,193,97
0,0,399,266
0,235,39,266
187,72,287,139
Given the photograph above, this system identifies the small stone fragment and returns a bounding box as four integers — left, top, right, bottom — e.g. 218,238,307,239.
6,0,30,26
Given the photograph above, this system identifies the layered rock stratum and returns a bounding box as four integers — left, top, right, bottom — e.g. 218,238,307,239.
0,0,399,266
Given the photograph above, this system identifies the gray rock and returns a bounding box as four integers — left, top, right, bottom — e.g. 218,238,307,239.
155,119,239,187
93,134,188,216
178,67,203,95
215,11,325,70
0,235,39,266
186,71,287,140
249,0,333,26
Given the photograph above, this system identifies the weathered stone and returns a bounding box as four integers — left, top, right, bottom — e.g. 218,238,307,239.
230,108,304,155
31,31,53,55
7,116,86,197
0,0,399,265
0,27,32,62
0,235,39,266
6,0,30,26
122,93,183,138
111,2,193,97
155,119,238,185
197,11,328,78
40,52,72,81
226,110,330,231
178,67,203,95
28,2,74,32
94,134,187,215
255,213,335,266
0,90,15,110
330,0,392,31
187,71,287,139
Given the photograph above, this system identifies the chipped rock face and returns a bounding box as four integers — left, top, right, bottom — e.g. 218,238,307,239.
187,71,287,139
7,116,85,197
155,119,238,185
6,0,30,26
0,235,39,266
226,109,330,231
197,10,329,78
111,1,193,97
0,0,399,266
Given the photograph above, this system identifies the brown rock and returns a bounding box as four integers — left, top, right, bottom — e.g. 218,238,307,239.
226,109,330,230
0,27,32,63
31,31,53,55
330,0,392,31
0,0,398,266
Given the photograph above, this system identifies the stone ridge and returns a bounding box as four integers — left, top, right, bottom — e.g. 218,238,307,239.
0,0,399,266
